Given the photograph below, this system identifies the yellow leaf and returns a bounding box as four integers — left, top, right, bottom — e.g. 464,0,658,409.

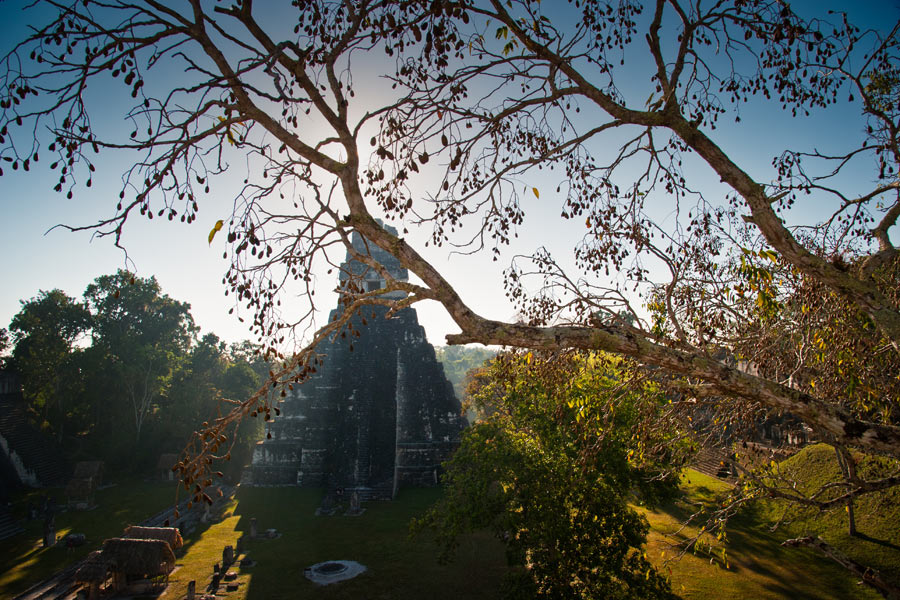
533,187,540,199
208,219,224,245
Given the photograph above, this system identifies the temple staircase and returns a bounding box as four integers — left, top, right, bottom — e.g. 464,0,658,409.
691,443,795,482
355,481,393,502
0,398,67,487
354,393,372,487
0,504,24,541
691,447,737,481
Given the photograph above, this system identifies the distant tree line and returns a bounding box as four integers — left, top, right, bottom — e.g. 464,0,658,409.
0,270,265,479
434,345,496,401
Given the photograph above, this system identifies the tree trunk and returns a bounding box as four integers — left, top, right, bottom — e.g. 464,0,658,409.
128,359,155,445
835,446,859,537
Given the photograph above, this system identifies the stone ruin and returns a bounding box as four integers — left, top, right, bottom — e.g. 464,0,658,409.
305,560,367,585
246,224,467,498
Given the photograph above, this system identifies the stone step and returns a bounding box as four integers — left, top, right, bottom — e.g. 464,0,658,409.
0,505,24,541
691,447,736,481
354,483,393,502
0,399,68,487
13,562,80,600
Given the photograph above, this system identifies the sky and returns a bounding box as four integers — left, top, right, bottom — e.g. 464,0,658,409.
0,0,897,352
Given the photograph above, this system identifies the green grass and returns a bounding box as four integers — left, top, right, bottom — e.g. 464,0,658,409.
638,469,883,599
163,476,885,600
0,480,179,597
4,458,896,600
753,444,900,587
161,487,508,600
161,497,244,600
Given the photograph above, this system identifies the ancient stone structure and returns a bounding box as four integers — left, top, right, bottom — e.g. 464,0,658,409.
0,370,67,492
247,225,466,497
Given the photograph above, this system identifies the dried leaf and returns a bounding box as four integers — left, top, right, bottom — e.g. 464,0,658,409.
208,219,224,245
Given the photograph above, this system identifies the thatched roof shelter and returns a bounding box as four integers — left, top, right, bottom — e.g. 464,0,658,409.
74,551,114,584
100,538,176,578
123,526,183,551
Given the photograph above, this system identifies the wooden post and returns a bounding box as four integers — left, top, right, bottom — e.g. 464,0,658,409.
186,580,196,600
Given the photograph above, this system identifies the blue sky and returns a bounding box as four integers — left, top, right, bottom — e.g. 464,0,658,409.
0,0,897,349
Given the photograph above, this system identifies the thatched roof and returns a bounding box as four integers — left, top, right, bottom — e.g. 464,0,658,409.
123,526,183,551
74,551,114,584
156,453,179,471
100,538,176,577
72,461,104,480
66,477,96,501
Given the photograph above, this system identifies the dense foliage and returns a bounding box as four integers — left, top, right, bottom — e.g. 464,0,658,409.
416,352,683,599
4,271,265,477
7,289,91,445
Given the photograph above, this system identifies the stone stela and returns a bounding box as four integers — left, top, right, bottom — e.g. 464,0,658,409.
246,224,467,499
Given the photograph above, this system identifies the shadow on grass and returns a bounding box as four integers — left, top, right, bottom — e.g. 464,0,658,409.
176,514,226,556
645,477,881,599
854,532,900,552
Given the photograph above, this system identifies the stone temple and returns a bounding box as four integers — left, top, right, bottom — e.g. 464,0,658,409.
246,225,467,498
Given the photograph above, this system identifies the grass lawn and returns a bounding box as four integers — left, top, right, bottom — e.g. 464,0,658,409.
753,444,900,588
3,460,894,599
162,487,508,600
163,475,885,600
0,480,179,597
638,469,883,600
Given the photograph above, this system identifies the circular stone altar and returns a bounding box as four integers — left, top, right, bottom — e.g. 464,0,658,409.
304,560,366,585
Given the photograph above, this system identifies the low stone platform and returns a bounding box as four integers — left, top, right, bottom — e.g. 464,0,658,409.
304,560,366,586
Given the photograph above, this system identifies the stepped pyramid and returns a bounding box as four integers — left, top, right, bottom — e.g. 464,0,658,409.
247,225,467,496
